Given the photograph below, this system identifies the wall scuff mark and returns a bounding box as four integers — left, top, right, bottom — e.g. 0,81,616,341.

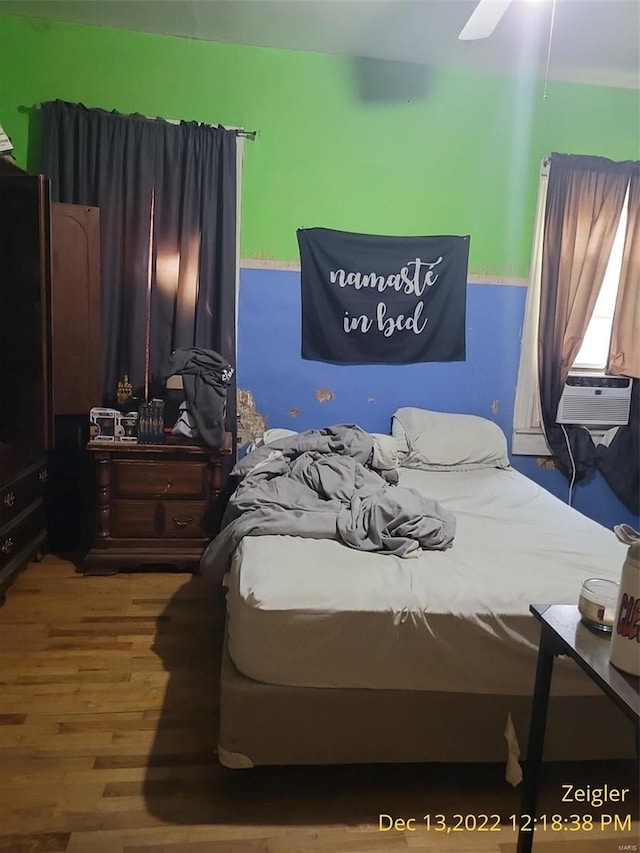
537,456,557,470
491,399,500,415
237,388,267,445
288,407,301,418
315,389,335,403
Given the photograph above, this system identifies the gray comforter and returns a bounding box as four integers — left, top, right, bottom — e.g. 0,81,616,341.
200,425,455,579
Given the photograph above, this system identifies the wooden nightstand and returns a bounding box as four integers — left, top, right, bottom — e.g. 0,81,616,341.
84,437,232,575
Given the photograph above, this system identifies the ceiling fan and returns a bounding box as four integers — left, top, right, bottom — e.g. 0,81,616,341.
458,0,515,41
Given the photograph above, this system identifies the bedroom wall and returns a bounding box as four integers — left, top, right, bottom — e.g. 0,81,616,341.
239,268,639,531
0,12,638,530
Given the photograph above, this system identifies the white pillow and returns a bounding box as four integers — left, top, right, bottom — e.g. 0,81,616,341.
370,432,399,470
246,428,298,453
261,428,298,445
392,407,510,471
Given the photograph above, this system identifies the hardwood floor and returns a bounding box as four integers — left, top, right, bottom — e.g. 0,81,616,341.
0,556,637,853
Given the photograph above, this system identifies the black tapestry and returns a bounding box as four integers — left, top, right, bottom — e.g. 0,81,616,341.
298,228,469,364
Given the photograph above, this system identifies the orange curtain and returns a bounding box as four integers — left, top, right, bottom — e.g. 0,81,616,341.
608,168,640,379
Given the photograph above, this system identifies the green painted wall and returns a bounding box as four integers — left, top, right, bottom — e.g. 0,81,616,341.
0,12,637,276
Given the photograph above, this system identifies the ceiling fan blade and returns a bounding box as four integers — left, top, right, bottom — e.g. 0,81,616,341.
458,0,513,40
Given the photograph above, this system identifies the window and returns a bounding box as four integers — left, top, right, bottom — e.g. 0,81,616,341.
512,158,631,456
572,196,628,371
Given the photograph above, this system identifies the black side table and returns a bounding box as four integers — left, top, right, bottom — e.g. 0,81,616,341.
517,604,639,853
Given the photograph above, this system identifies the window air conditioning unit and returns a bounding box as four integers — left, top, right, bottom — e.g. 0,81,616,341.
556,373,632,427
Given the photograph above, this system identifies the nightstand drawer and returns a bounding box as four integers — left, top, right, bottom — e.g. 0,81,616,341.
111,500,159,538
161,501,208,538
0,463,47,529
113,461,207,499
110,499,209,539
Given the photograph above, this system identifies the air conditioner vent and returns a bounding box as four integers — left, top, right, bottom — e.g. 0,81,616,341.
556,373,632,427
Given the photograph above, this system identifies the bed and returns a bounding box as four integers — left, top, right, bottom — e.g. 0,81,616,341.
201,410,636,769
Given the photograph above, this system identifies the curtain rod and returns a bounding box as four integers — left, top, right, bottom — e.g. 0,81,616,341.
159,117,257,139
32,103,257,139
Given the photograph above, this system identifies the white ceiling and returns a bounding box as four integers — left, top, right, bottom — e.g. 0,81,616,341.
2,0,639,89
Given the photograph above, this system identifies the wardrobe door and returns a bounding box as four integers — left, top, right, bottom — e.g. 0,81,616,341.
0,174,52,452
50,203,102,415
48,204,102,551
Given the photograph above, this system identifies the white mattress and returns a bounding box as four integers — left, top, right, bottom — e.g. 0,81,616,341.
225,467,627,695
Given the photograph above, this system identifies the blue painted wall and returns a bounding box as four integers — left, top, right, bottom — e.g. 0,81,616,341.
514,457,639,532
238,266,639,531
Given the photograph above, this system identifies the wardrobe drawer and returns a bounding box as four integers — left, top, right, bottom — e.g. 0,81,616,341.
113,461,207,499
0,463,47,529
0,505,45,574
110,499,208,539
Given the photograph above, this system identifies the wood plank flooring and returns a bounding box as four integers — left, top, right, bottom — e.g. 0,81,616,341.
0,556,637,852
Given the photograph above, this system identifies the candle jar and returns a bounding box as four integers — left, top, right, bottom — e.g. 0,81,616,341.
578,578,619,633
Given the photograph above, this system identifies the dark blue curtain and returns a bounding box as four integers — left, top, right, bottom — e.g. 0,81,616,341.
597,380,639,514
41,100,237,435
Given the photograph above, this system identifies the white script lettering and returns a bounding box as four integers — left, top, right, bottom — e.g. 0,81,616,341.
376,301,428,337
343,311,373,334
330,256,443,297
404,257,443,295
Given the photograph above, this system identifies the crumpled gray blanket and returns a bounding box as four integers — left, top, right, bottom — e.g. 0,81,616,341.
200,424,455,580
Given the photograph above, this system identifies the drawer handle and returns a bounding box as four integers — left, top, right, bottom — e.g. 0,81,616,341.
148,477,172,493
1,537,14,555
3,491,16,508
172,515,194,528
38,470,48,483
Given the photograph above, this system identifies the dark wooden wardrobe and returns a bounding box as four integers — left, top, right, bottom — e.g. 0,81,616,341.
0,160,101,599
48,202,102,554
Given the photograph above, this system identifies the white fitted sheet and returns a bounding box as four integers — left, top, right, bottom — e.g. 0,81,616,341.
225,467,627,695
